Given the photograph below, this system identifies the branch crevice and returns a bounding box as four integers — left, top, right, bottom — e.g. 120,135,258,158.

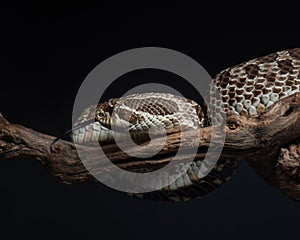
1,93,300,200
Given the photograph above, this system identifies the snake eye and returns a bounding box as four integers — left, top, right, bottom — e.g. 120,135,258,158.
96,110,106,120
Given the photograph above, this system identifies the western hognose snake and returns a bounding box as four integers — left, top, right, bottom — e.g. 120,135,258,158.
71,48,300,201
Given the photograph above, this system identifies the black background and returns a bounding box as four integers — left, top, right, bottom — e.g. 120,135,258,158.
1,5,300,240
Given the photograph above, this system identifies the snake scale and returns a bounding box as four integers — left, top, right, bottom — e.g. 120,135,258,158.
72,48,300,201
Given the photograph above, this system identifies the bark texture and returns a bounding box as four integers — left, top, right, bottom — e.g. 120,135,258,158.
1,93,300,200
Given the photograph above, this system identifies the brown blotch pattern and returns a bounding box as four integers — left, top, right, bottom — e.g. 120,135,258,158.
136,103,175,116
211,48,300,116
278,59,294,74
122,97,179,116
289,49,300,59
244,64,260,79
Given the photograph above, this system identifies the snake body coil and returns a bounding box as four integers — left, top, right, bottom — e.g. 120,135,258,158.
212,48,300,116
72,48,300,201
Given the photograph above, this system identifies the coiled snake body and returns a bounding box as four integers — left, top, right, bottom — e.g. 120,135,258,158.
72,48,300,201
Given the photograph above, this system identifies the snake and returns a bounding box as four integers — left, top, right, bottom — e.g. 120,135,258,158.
71,48,300,201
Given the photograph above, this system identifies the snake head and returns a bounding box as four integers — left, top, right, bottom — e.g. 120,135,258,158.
95,108,106,121
95,108,111,129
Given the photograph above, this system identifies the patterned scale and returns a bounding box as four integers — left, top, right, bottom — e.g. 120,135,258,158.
72,93,238,201
72,48,300,201
72,93,205,144
210,48,300,116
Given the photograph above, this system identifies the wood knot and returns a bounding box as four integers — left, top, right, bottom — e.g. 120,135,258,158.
50,143,63,153
226,116,240,131
0,129,10,137
227,123,238,130
12,136,22,144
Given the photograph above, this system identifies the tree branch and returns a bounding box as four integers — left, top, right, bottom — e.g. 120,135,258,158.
1,93,300,200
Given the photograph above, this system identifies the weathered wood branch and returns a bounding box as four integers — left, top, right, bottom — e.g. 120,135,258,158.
1,93,300,200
